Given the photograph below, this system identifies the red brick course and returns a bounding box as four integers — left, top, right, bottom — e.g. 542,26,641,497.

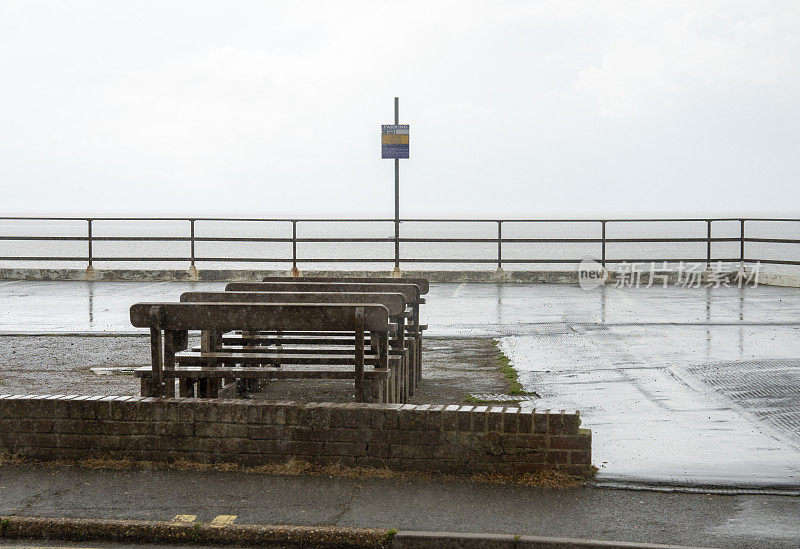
0,395,592,476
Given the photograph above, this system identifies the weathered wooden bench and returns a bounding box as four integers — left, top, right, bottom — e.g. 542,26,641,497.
225,282,426,394
260,276,430,295
179,291,411,402
129,303,396,403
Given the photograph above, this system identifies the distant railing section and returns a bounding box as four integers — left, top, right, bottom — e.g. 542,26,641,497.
0,217,799,270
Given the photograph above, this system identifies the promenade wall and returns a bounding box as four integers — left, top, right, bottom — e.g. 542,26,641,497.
0,395,592,476
0,267,792,285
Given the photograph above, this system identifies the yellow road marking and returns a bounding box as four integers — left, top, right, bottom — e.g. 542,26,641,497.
210,514,237,527
170,514,197,524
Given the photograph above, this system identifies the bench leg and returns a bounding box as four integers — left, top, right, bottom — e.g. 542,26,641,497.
386,369,394,404
360,379,371,403
196,378,221,398
162,379,176,398
407,344,416,397
416,336,422,388
406,357,410,402
179,378,194,397
367,378,386,404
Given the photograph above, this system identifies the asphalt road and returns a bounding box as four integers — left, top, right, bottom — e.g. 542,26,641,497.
1,465,798,549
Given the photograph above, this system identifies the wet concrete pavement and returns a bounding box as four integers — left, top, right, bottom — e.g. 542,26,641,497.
1,465,799,548
0,281,799,490
2,280,800,335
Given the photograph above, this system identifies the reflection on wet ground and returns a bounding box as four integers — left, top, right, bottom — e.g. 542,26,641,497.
1,280,799,488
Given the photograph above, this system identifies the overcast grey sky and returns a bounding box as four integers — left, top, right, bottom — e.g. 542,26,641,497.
1,1,799,218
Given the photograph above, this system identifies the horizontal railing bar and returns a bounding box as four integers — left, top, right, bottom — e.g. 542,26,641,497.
2,216,800,223
401,237,748,243
0,217,395,222
0,257,93,261
749,259,800,266
0,235,780,244
740,238,800,244
0,256,745,262
402,218,800,223
395,258,745,263
0,236,91,241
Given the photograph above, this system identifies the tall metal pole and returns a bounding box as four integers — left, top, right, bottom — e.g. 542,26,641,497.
394,97,400,273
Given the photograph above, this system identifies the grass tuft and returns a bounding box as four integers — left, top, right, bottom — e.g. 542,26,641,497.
493,341,528,395
383,528,397,544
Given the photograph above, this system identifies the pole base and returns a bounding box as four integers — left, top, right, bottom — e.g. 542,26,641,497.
391,266,402,278
85,266,95,281
188,265,199,281
290,266,300,278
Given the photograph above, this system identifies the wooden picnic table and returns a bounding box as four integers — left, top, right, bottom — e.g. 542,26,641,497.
224,282,425,396
130,302,398,403
180,291,413,401
260,276,430,294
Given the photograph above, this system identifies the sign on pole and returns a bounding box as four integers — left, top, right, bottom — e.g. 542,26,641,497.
384,97,406,273
381,124,410,159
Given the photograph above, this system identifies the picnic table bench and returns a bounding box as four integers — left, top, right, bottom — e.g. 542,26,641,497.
179,291,412,401
130,302,397,403
225,282,426,391
260,276,430,295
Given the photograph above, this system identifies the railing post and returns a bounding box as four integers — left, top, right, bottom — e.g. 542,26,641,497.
188,219,198,280
189,219,195,268
496,220,503,271
87,218,93,269
393,214,400,274
740,219,745,268
601,220,606,268
706,220,712,268
290,220,299,277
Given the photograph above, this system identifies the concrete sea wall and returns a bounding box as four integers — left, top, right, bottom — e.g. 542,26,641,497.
0,268,579,283
1,267,797,286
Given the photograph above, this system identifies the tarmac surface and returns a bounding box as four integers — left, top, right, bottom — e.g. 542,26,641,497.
0,464,799,548
0,336,506,405
1,280,799,547
1,281,798,490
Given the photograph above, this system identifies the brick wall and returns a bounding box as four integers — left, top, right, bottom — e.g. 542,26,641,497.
0,395,592,476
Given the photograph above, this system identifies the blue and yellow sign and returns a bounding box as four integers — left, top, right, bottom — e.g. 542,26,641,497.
381,124,409,159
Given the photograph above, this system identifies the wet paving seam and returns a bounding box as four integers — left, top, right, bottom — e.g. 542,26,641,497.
330,482,363,526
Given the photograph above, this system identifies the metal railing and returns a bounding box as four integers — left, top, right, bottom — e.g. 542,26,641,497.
0,216,799,270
